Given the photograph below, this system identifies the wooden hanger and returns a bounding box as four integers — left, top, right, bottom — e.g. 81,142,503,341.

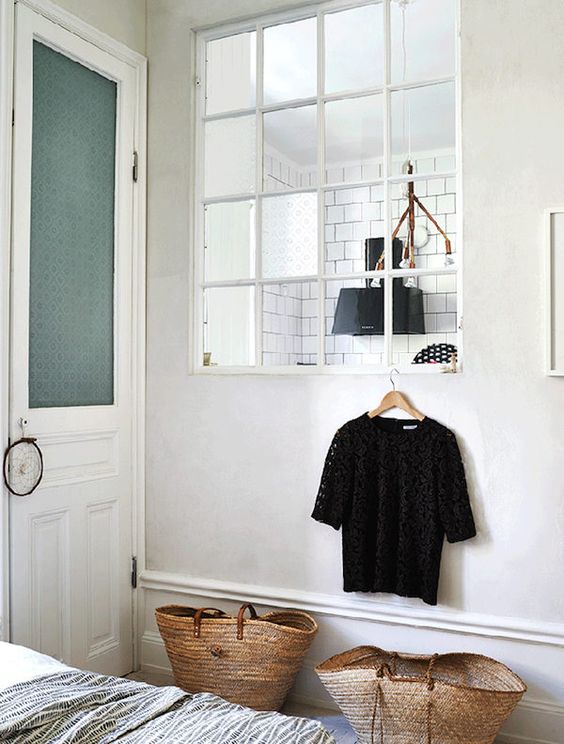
368,369,425,421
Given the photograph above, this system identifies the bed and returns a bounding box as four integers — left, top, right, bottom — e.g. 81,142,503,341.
0,642,335,743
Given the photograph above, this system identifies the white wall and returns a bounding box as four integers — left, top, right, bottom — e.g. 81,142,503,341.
143,1,564,741
49,0,146,54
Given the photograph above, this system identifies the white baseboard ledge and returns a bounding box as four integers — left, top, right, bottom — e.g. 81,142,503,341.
139,569,564,647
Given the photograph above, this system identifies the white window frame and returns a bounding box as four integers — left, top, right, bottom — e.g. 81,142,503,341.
545,207,564,376
192,0,462,375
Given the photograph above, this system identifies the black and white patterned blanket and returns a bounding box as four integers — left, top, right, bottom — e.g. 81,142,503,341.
0,671,335,743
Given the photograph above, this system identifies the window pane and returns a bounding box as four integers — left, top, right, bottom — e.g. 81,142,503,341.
263,18,316,104
29,42,115,408
324,186,384,272
204,201,255,282
262,281,318,366
204,116,256,197
391,0,456,84
263,105,317,192
325,95,383,184
204,287,255,366
206,32,256,115
262,193,318,278
392,273,458,366
325,278,385,366
391,82,456,176
325,4,384,94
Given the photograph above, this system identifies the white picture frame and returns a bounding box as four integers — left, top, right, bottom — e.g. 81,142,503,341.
545,208,564,375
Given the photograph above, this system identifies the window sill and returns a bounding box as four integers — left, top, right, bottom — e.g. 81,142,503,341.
193,363,462,376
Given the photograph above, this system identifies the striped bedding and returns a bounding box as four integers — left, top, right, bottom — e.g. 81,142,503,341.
0,669,335,743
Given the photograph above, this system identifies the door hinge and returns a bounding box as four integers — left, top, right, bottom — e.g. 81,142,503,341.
11,110,14,127
132,150,138,183
131,556,138,589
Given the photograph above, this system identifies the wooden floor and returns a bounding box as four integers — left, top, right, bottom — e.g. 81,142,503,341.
126,670,357,742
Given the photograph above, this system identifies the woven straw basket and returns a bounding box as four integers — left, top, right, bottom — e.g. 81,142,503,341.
316,646,526,744
155,603,317,711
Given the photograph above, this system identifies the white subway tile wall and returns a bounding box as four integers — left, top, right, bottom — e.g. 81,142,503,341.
261,150,457,366
262,282,318,366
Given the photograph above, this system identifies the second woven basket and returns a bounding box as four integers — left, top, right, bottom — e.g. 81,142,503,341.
156,602,317,711
316,645,526,744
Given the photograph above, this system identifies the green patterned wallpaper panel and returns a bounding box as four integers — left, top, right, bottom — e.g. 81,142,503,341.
29,41,116,408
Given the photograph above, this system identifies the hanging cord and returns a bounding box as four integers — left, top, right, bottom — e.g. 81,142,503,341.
427,698,433,744
379,1,452,274
401,3,416,281
371,676,385,744
399,1,414,275
401,3,412,168
369,654,398,744
426,654,439,744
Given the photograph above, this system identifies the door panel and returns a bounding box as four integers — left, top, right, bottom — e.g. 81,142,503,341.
86,500,119,659
29,40,116,409
10,4,136,676
29,508,71,661
39,429,119,487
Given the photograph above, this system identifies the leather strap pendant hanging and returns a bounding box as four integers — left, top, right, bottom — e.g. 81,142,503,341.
376,162,452,271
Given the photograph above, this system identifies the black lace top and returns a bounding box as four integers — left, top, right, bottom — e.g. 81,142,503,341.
312,414,476,605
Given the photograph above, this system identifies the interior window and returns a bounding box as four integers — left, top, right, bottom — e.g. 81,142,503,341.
197,0,459,371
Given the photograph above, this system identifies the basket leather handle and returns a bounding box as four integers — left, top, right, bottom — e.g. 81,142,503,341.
193,607,227,638
236,602,258,640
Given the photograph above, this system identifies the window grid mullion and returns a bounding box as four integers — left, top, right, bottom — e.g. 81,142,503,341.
383,0,393,368
201,168,457,206
201,265,457,290
197,0,378,43
255,22,263,366
454,2,463,370
316,10,326,368
202,72,456,124
194,35,208,371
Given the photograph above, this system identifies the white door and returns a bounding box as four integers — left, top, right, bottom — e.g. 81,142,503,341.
9,4,137,676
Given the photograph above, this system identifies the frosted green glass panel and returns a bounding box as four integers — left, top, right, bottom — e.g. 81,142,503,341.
29,42,116,408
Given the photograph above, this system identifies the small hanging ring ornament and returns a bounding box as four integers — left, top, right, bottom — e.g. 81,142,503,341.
3,421,44,496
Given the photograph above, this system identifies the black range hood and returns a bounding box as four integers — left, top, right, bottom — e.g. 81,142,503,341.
331,238,425,336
